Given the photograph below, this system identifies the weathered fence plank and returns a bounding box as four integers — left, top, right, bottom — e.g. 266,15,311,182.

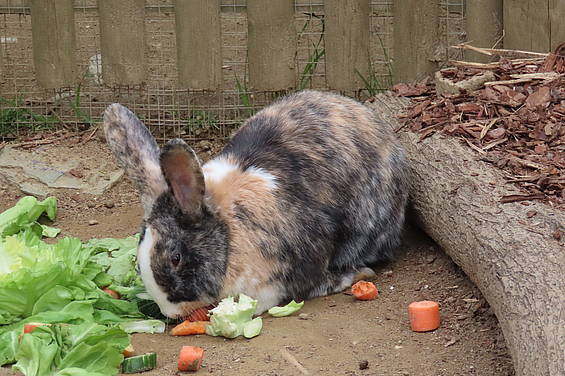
30,0,76,88
247,0,296,91
393,0,440,83
98,0,146,86
325,0,370,90
550,0,565,50
504,0,551,53
465,0,503,62
175,0,222,89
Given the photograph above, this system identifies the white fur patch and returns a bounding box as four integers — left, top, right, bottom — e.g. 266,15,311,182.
254,284,284,314
224,275,284,315
203,157,278,190
202,157,239,183
138,227,183,318
247,167,278,189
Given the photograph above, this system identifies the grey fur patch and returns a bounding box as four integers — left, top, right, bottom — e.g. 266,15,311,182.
103,104,166,217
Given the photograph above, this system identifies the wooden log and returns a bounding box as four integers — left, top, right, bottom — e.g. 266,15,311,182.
392,0,440,83
324,0,370,91
465,0,503,63
366,92,565,376
247,0,296,91
504,0,551,53
175,0,222,89
30,0,76,88
98,0,146,86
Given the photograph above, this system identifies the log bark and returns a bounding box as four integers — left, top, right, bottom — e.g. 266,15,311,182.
366,92,565,376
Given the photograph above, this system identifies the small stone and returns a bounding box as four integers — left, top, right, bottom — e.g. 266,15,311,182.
104,201,115,209
394,345,403,350
87,202,96,208
358,360,369,370
88,220,99,226
298,313,310,320
68,168,84,178
426,255,437,264
444,337,458,347
382,270,393,276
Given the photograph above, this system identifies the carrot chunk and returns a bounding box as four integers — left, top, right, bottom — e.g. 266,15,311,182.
351,281,378,300
186,306,211,322
102,288,121,299
170,320,209,336
23,322,50,334
408,300,440,332
122,344,135,358
178,346,204,372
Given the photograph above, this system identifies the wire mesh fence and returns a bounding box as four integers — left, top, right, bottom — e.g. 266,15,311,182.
0,0,466,142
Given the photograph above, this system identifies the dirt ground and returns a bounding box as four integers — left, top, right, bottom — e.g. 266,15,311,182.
0,138,515,376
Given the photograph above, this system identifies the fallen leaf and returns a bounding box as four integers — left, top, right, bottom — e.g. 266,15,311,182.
525,86,551,109
534,144,548,154
486,128,506,139
455,102,482,113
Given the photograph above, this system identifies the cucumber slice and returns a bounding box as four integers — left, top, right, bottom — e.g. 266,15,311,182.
121,352,157,373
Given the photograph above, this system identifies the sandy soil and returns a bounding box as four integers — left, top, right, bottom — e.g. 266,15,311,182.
0,138,514,376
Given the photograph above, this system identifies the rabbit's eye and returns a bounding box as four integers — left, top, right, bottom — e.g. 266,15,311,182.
171,252,181,267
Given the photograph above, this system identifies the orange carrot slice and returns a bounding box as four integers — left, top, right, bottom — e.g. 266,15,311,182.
170,320,209,336
178,346,204,372
102,288,121,299
351,281,378,300
408,300,440,332
23,322,50,334
123,344,135,358
186,306,211,322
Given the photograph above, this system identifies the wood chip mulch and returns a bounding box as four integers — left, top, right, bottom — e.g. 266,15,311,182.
392,43,565,209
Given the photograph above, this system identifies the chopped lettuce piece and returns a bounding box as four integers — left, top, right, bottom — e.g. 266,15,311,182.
242,317,263,339
206,294,261,339
267,300,305,317
118,320,166,334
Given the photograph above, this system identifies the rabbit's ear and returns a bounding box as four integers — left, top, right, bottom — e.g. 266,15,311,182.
160,139,206,217
103,104,167,218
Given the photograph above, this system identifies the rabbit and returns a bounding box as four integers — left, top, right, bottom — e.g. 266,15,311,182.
103,90,409,318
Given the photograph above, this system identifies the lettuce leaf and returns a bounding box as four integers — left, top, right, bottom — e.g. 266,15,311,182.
242,317,263,339
12,323,128,376
0,196,56,237
0,196,164,375
118,319,166,334
267,300,304,317
206,294,262,339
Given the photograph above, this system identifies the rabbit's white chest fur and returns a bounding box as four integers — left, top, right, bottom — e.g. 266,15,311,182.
224,275,285,315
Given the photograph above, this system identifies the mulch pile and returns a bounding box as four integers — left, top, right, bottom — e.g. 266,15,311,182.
393,43,565,209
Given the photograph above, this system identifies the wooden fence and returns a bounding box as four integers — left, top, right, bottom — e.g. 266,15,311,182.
21,0,375,91
396,0,564,81
9,0,564,91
